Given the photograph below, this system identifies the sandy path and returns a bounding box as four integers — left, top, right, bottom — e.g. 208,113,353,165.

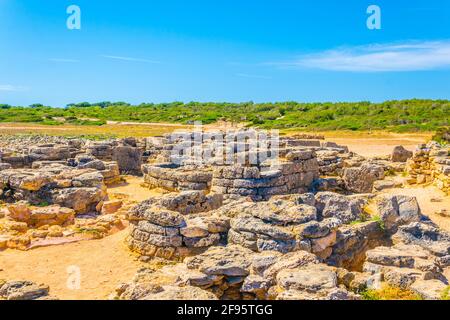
0,230,142,300
107,176,164,203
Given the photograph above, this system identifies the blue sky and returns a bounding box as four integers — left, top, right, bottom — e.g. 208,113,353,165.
1,0,450,106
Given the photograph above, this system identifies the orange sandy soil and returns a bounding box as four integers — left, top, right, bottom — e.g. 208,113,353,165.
0,230,141,300
318,131,431,158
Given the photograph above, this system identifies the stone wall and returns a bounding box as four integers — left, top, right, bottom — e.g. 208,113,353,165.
127,191,227,261
407,142,450,194
0,166,107,214
142,163,213,192
211,150,319,200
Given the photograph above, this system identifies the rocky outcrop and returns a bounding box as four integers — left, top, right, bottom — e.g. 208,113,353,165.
392,222,450,257
372,194,422,233
0,280,56,300
361,223,450,299
0,167,107,214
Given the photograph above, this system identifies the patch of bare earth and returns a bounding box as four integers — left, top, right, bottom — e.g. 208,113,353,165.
0,230,142,300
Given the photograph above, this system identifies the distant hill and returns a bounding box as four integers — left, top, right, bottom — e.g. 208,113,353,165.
0,99,449,132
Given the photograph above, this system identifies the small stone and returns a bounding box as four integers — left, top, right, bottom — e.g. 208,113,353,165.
101,200,123,215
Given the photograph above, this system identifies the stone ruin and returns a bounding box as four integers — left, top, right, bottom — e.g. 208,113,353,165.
407,142,450,195
0,136,144,177
127,190,226,261
1,131,450,300
142,164,212,192
0,166,107,213
119,188,450,300
117,129,450,301
211,150,318,201
142,129,393,197
0,136,146,251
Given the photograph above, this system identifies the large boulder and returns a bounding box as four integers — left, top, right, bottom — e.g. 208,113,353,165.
276,264,337,292
342,163,384,193
28,145,71,162
315,192,367,223
392,222,450,257
141,285,218,300
185,245,254,277
373,195,422,233
112,146,143,175
6,201,31,223
51,187,106,214
410,279,448,300
391,146,413,163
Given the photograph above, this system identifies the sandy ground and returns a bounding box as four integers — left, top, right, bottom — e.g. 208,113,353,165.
108,175,165,203
331,138,419,158
0,230,142,300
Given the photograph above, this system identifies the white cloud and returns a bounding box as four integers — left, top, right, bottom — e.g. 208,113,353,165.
236,73,272,79
0,85,27,92
280,40,450,72
101,55,160,64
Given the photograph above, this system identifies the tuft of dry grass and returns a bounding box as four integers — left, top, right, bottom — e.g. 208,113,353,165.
362,285,422,300
442,286,450,300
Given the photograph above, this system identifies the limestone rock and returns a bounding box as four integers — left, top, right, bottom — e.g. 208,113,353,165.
0,281,51,300
391,146,413,163
410,279,448,300
342,163,384,193
185,245,254,277
276,264,338,292
374,195,422,233
141,285,217,300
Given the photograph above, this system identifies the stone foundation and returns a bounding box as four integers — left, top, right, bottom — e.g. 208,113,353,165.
407,142,450,194
127,191,227,261
142,163,213,192
211,150,319,200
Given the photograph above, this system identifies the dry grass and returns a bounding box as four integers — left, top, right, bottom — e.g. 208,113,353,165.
0,123,191,138
362,285,423,300
0,122,434,139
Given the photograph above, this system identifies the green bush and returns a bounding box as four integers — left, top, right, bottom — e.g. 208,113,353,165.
0,99,448,132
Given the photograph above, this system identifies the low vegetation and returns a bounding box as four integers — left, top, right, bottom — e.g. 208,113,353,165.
362,285,423,300
433,128,450,145
442,286,450,300
0,99,449,132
